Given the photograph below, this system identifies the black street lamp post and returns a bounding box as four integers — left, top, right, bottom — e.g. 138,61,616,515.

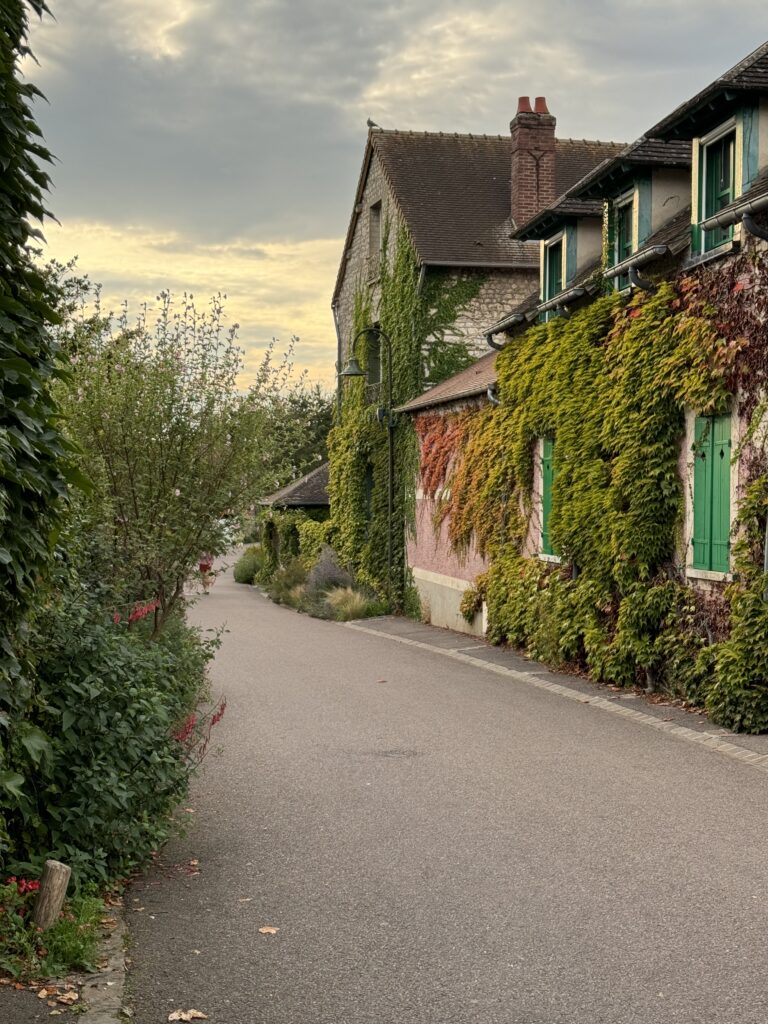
339,326,396,606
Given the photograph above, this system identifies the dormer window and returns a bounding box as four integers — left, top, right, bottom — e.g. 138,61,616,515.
698,121,736,253
543,234,563,321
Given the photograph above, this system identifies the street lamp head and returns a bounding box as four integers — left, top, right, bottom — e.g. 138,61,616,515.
339,355,366,378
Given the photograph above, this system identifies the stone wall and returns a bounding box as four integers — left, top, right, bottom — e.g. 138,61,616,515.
334,151,402,365
443,268,538,357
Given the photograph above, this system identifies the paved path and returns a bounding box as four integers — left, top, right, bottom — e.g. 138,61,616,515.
127,562,768,1024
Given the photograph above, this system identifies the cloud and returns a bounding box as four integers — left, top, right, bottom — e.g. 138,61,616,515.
23,1,768,387
42,220,341,387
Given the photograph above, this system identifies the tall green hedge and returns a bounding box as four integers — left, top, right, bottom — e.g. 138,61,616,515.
0,2,73,824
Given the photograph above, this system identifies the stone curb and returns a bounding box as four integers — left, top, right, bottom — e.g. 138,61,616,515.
76,910,128,1022
344,621,768,776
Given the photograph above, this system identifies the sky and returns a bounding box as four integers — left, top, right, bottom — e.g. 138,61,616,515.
25,1,768,388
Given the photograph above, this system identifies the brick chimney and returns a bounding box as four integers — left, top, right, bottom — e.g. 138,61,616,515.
510,96,557,229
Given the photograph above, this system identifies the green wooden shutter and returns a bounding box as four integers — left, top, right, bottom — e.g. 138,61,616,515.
605,203,615,268
541,437,555,555
692,415,731,572
710,415,731,572
692,416,713,569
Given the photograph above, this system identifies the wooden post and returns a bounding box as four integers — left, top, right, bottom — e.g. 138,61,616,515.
32,860,71,931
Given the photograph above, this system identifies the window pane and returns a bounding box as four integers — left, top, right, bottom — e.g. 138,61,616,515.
615,200,633,289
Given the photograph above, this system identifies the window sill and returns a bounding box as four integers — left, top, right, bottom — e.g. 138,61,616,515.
538,553,561,564
686,567,732,583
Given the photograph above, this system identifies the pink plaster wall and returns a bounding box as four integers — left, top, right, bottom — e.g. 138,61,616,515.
407,496,488,582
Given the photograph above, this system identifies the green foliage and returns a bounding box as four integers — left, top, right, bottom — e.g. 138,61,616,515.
328,225,483,602
297,516,333,563
417,278,768,727
1,573,215,882
266,557,309,606
324,586,386,621
233,545,264,584
705,580,768,732
0,2,72,798
56,290,272,633
0,877,103,980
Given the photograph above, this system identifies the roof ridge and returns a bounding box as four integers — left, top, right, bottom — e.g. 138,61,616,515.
720,38,768,82
557,137,626,148
375,128,505,141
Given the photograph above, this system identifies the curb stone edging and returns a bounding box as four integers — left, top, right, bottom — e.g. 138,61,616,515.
344,621,768,776
77,910,129,1022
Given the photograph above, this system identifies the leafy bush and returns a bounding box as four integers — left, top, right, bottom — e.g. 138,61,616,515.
1,582,216,883
705,581,768,732
233,545,263,584
0,876,103,980
267,558,308,605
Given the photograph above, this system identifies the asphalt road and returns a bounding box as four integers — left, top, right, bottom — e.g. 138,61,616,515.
127,563,768,1024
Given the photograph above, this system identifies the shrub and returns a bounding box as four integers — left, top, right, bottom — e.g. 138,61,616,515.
233,545,263,584
305,545,354,597
267,558,308,605
1,583,216,883
324,587,385,621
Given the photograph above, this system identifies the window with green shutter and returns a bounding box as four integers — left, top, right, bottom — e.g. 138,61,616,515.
543,238,563,322
541,437,556,556
692,414,731,573
700,128,736,252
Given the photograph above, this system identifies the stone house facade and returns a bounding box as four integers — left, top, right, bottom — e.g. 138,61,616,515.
331,102,625,392
402,40,768,632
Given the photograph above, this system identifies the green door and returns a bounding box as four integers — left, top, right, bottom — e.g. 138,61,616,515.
692,415,731,571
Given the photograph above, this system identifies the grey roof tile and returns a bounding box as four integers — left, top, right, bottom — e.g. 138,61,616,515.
261,463,329,508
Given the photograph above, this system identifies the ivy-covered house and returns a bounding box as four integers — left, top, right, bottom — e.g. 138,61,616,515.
400,40,768,732
329,99,623,601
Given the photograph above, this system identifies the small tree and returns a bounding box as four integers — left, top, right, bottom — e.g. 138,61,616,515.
60,290,311,634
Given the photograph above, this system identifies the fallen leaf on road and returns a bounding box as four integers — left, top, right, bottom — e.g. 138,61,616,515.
258,926,279,935
376,679,386,683
189,859,199,867
37,989,50,1000
57,991,79,1005
100,916,117,927
238,897,252,903
49,1011,63,1017
168,1011,208,1021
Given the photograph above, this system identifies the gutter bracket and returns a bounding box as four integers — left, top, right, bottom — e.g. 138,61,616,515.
742,212,768,242
486,332,506,351
628,265,657,292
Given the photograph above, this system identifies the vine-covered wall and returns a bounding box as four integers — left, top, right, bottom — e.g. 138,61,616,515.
327,224,486,604
414,251,768,732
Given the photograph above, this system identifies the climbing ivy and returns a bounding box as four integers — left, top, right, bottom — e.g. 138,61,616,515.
327,223,484,605
414,268,768,732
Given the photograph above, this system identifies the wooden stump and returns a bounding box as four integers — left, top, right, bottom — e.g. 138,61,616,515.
32,859,71,931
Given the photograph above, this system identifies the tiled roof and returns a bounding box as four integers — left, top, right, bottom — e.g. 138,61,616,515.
554,139,626,196
261,463,329,508
707,167,768,223
514,195,603,241
571,137,691,199
396,351,499,414
641,206,692,257
649,41,768,138
333,131,626,301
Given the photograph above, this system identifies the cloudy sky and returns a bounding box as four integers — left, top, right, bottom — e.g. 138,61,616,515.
27,1,768,387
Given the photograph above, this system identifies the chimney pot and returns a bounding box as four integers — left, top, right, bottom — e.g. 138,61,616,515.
534,96,549,114
517,96,533,114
